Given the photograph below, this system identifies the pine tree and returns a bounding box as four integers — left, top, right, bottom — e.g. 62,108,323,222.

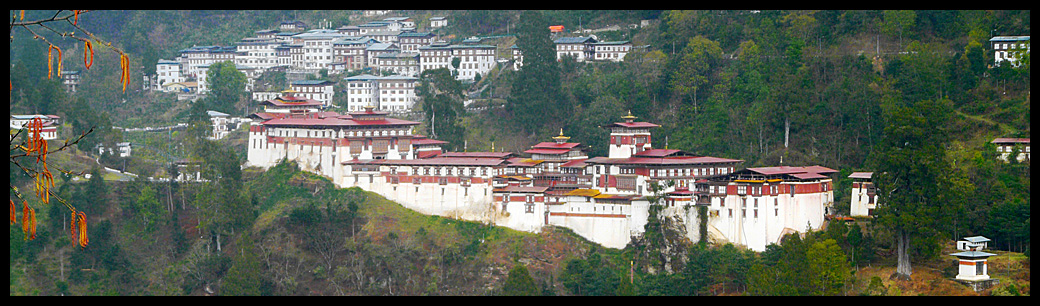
500,263,539,296
221,234,266,296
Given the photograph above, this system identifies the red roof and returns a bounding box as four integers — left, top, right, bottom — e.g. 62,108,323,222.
416,151,441,159
524,148,571,155
438,152,513,158
747,165,836,175
262,115,420,127
261,97,323,107
587,156,743,165
789,172,829,180
560,159,588,168
992,138,1030,144
372,157,506,166
607,122,660,128
412,138,448,145
532,142,581,149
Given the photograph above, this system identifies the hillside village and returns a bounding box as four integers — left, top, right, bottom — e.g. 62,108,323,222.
9,10,1030,296
14,10,1031,250
13,11,1029,252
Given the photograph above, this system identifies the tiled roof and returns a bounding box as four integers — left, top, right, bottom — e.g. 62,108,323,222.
372,157,506,167
587,156,742,165
438,152,514,158
607,122,660,128
992,138,1030,144
532,142,581,149
554,36,596,44
847,172,873,179
524,148,571,155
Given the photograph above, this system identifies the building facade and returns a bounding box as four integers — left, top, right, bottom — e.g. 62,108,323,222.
289,80,336,107
991,138,1030,163
344,74,419,113
990,36,1030,67
848,172,877,217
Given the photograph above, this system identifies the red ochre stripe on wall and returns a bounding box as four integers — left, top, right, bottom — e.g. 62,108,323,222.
549,212,627,218
959,261,977,266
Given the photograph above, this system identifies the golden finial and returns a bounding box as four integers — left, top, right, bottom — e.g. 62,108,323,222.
553,128,570,143
621,110,637,122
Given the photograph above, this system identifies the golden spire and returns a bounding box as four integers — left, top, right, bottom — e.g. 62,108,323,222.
552,128,570,143
621,110,637,123
491,141,495,152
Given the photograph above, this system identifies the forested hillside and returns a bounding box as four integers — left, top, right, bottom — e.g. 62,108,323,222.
10,10,1029,296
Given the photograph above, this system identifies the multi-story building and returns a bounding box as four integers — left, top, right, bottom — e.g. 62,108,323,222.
398,32,435,53
208,110,231,140
418,43,454,72
256,90,325,115
358,21,391,35
700,165,836,251
279,20,307,32
992,137,1030,162
451,44,497,81
343,74,419,113
990,36,1030,67
543,36,634,63
61,70,80,93
383,17,414,30
290,80,336,107
155,59,185,91
363,10,392,18
332,36,376,72
336,25,360,36
374,52,420,77
10,114,60,140
246,105,424,181
292,29,351,72
364,30,403,44
366,42,400,68
179,45,236,78
510,44,523,70
591,41,632,62
234,37,282,71
429,16,447,29
848,172,877,217
554,36,596,62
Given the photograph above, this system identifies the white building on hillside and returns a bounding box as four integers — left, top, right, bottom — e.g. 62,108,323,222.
848,172,878,217
344,74,419,113
290,80,336,108
990,36,1030,67
156,59,186,91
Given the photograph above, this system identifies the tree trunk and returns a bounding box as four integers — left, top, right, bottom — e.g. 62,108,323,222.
784,117,791,149
893,230,912,280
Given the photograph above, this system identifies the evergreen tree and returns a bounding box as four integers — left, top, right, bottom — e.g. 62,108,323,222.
871,85,955,279
418,68,466,149
204,61,248,116
221,234,267,296
500,263,539,296
508,10,566,135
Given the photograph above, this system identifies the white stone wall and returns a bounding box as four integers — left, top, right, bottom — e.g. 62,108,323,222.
705,183,831,251
849,184,877,217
